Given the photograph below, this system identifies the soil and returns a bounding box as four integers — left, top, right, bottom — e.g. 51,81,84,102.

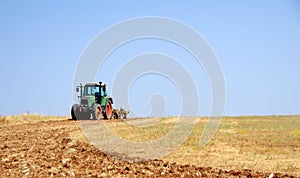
0,120,296,177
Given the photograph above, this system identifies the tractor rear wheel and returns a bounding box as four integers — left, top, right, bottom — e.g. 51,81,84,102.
103,101,112,119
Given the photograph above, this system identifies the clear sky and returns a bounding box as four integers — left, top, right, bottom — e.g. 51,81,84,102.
0,1,299,116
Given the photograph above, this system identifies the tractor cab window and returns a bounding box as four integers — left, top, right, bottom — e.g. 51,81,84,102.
83,85,99,96
101,87,107,97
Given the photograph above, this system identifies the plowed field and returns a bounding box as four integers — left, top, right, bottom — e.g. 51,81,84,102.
0,115,299,177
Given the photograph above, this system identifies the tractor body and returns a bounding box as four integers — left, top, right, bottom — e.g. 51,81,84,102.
71,82,117,120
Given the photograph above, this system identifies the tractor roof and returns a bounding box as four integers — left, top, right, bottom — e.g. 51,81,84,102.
84,82,106,86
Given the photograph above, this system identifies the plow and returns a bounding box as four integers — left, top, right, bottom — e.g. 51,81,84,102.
71,82,129,120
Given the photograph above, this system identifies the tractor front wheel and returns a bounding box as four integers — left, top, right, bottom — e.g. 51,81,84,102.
92,104,102,120
71,104,79,120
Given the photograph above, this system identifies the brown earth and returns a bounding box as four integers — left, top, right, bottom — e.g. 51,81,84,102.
0,119,296,177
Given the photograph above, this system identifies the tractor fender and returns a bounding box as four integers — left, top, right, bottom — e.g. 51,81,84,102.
108,97,113,104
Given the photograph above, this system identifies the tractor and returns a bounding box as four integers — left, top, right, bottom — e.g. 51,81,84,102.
71,82,117,120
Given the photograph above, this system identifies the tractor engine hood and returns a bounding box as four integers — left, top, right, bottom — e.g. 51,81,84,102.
80,96,95,108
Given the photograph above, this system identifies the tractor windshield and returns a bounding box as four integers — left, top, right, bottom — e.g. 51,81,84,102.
83,85,99,96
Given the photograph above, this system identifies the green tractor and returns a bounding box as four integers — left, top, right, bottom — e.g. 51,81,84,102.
71,82,117,120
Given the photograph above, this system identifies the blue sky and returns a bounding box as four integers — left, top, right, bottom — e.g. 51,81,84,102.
0,1,299,116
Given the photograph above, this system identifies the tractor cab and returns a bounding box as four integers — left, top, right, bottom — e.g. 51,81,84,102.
82,83,107,97
77,82,108,107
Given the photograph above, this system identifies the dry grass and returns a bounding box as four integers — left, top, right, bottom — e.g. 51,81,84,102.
0,114,69,126
168,116,300,175
104,117,178,142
